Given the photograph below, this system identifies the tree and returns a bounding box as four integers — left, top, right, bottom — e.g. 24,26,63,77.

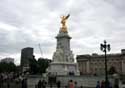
29,58,38,74
0,62,17,73
28,57,51,74
37,58,51,74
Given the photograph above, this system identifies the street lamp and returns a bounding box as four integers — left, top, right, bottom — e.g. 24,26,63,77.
100,40,111,88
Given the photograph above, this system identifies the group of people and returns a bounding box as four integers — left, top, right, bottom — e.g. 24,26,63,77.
0,73,22,88
96,80,119,88
36,79,78,88
67,80,77,88
55,79,78,88
37,80,47,88
37,80,61,88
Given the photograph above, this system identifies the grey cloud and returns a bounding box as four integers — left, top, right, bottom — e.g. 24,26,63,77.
0,27,55,55
44,0,68,11
0,1,24,27
0,0,125,64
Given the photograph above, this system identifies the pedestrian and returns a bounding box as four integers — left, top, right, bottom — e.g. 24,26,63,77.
74,81,78,88
57,80,61,88
101,80,105,88
22,78,27,88
24,78,28,88
65,85,68,88
42,80,47,88
21,78,25,88
114,79,119,88
7,80,10,88
80,86,83,88
50,82,52,88
114,84,119,88
0,75,2,88
35,84,38,88
69,80,75,88
96,81,100,88
38,80,42,88
6,76,10,88
108,82,112,88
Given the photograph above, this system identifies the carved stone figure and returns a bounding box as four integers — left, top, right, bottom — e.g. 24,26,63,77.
53,48,64,62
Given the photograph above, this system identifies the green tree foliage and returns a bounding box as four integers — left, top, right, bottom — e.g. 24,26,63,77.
0,62,17,73
25,57,51,74
37,58,51,74
29,58,38,74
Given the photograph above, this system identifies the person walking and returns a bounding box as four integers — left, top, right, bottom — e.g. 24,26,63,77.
22,78,25,88
74,81,78,88
69,80,75,88
57,80,61,88
7,80,10,88
22,78,27,88
38,80,42,88
96,81,100,88
101,80,105,88
0,75,2,88
41,80,47,88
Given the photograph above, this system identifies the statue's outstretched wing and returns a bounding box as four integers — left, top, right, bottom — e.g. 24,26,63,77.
66,14,70,19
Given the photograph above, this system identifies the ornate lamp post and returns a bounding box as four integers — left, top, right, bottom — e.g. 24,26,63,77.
100,40,111,88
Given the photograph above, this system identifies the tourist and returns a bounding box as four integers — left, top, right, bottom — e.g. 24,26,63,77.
25,78,28,88
96,81,100,88
22,78,27,88
114,83,119,88
0,75,3,88
108,82,112,88
7,79,10,88
41,80,47,88
50,82,52,88
21,78,25,88
65,85,68,88
114,79,119,88
35,84,38,88
74,81,78,88
0,75,2,88
57,80,61,88
38,80,42,88
80,86,83,88
100,80,105,88
69,80,75,88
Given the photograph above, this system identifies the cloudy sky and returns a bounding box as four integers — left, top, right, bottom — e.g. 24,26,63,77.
0,0,125,65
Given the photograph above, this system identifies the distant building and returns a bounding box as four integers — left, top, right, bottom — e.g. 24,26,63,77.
76,49,125,75
1,57,14,63
20,47,34,72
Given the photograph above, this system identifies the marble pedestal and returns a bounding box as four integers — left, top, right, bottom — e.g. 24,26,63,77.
47,62,79,76
47,20,80,76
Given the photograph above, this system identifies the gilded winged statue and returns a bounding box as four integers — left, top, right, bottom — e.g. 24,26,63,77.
61,14,70,27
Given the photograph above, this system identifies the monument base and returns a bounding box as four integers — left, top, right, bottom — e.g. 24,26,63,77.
47,62,80,76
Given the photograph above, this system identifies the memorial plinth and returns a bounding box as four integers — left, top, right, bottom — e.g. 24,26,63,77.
47,15,79,76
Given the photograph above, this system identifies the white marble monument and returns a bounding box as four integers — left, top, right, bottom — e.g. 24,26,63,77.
47,14,79,76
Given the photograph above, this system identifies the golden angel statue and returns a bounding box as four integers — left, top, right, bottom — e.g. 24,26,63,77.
61,14,70,28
